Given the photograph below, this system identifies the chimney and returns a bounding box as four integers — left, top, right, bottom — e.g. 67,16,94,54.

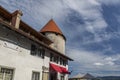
11,10,23,29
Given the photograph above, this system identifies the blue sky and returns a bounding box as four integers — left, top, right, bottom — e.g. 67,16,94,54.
0,0,120,77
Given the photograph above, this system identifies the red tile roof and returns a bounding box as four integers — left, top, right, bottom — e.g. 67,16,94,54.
40,19,63,35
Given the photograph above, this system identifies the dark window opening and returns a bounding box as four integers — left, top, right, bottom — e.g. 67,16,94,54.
31,44,37,55
41,49,45,59
37,48,45,59
50,54,67,66
31,44,45,59
50,53,54,61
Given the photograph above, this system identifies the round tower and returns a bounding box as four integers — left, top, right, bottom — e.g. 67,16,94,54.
40,19,66,54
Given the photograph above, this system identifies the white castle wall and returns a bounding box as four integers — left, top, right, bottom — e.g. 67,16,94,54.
0,25,50,80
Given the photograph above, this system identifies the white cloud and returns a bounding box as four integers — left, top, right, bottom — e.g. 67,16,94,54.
94,62,104,66
68,47,120,75
68,48,102,64
94,57,117,66
81,32,112,45
63,0,110,44
105,57,116,61
65,0,107,33
107,61,115,66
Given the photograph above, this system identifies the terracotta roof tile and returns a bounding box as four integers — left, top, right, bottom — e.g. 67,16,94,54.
40,19,63,35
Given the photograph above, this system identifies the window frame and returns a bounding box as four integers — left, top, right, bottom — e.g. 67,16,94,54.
50,53,68,66
31,71,40,80
31,44,45,59
60,74,65,80
0,66,15,80
37,48,45,59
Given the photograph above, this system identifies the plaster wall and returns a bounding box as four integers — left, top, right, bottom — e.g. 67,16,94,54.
0,25,50,80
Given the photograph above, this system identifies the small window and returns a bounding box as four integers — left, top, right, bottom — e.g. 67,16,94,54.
63,60,65,66
60,75,65,80
53,56,59,64
50,53,54,61
50,53,59,64
37,48,41,57
31,44,45,59
37,48,45,59
32,72,40,80
31,44,37,55
65,60,68,66
60,58,63,65
53,56,56,62
0,67,14,80
41,49,45,59
60,58,67,66
56,56,59,64
63,60,67,66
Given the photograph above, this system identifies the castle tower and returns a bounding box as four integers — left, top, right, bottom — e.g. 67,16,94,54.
40,19,66,54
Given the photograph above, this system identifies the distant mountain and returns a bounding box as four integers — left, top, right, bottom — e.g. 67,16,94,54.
97,76,120,80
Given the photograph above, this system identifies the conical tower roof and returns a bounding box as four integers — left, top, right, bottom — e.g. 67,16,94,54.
40,19,63,35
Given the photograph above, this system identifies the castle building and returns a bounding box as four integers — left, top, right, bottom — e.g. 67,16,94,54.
0,6,73,80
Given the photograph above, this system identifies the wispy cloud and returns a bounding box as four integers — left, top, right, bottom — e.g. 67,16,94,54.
65,0,107,33
68,48,120,76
